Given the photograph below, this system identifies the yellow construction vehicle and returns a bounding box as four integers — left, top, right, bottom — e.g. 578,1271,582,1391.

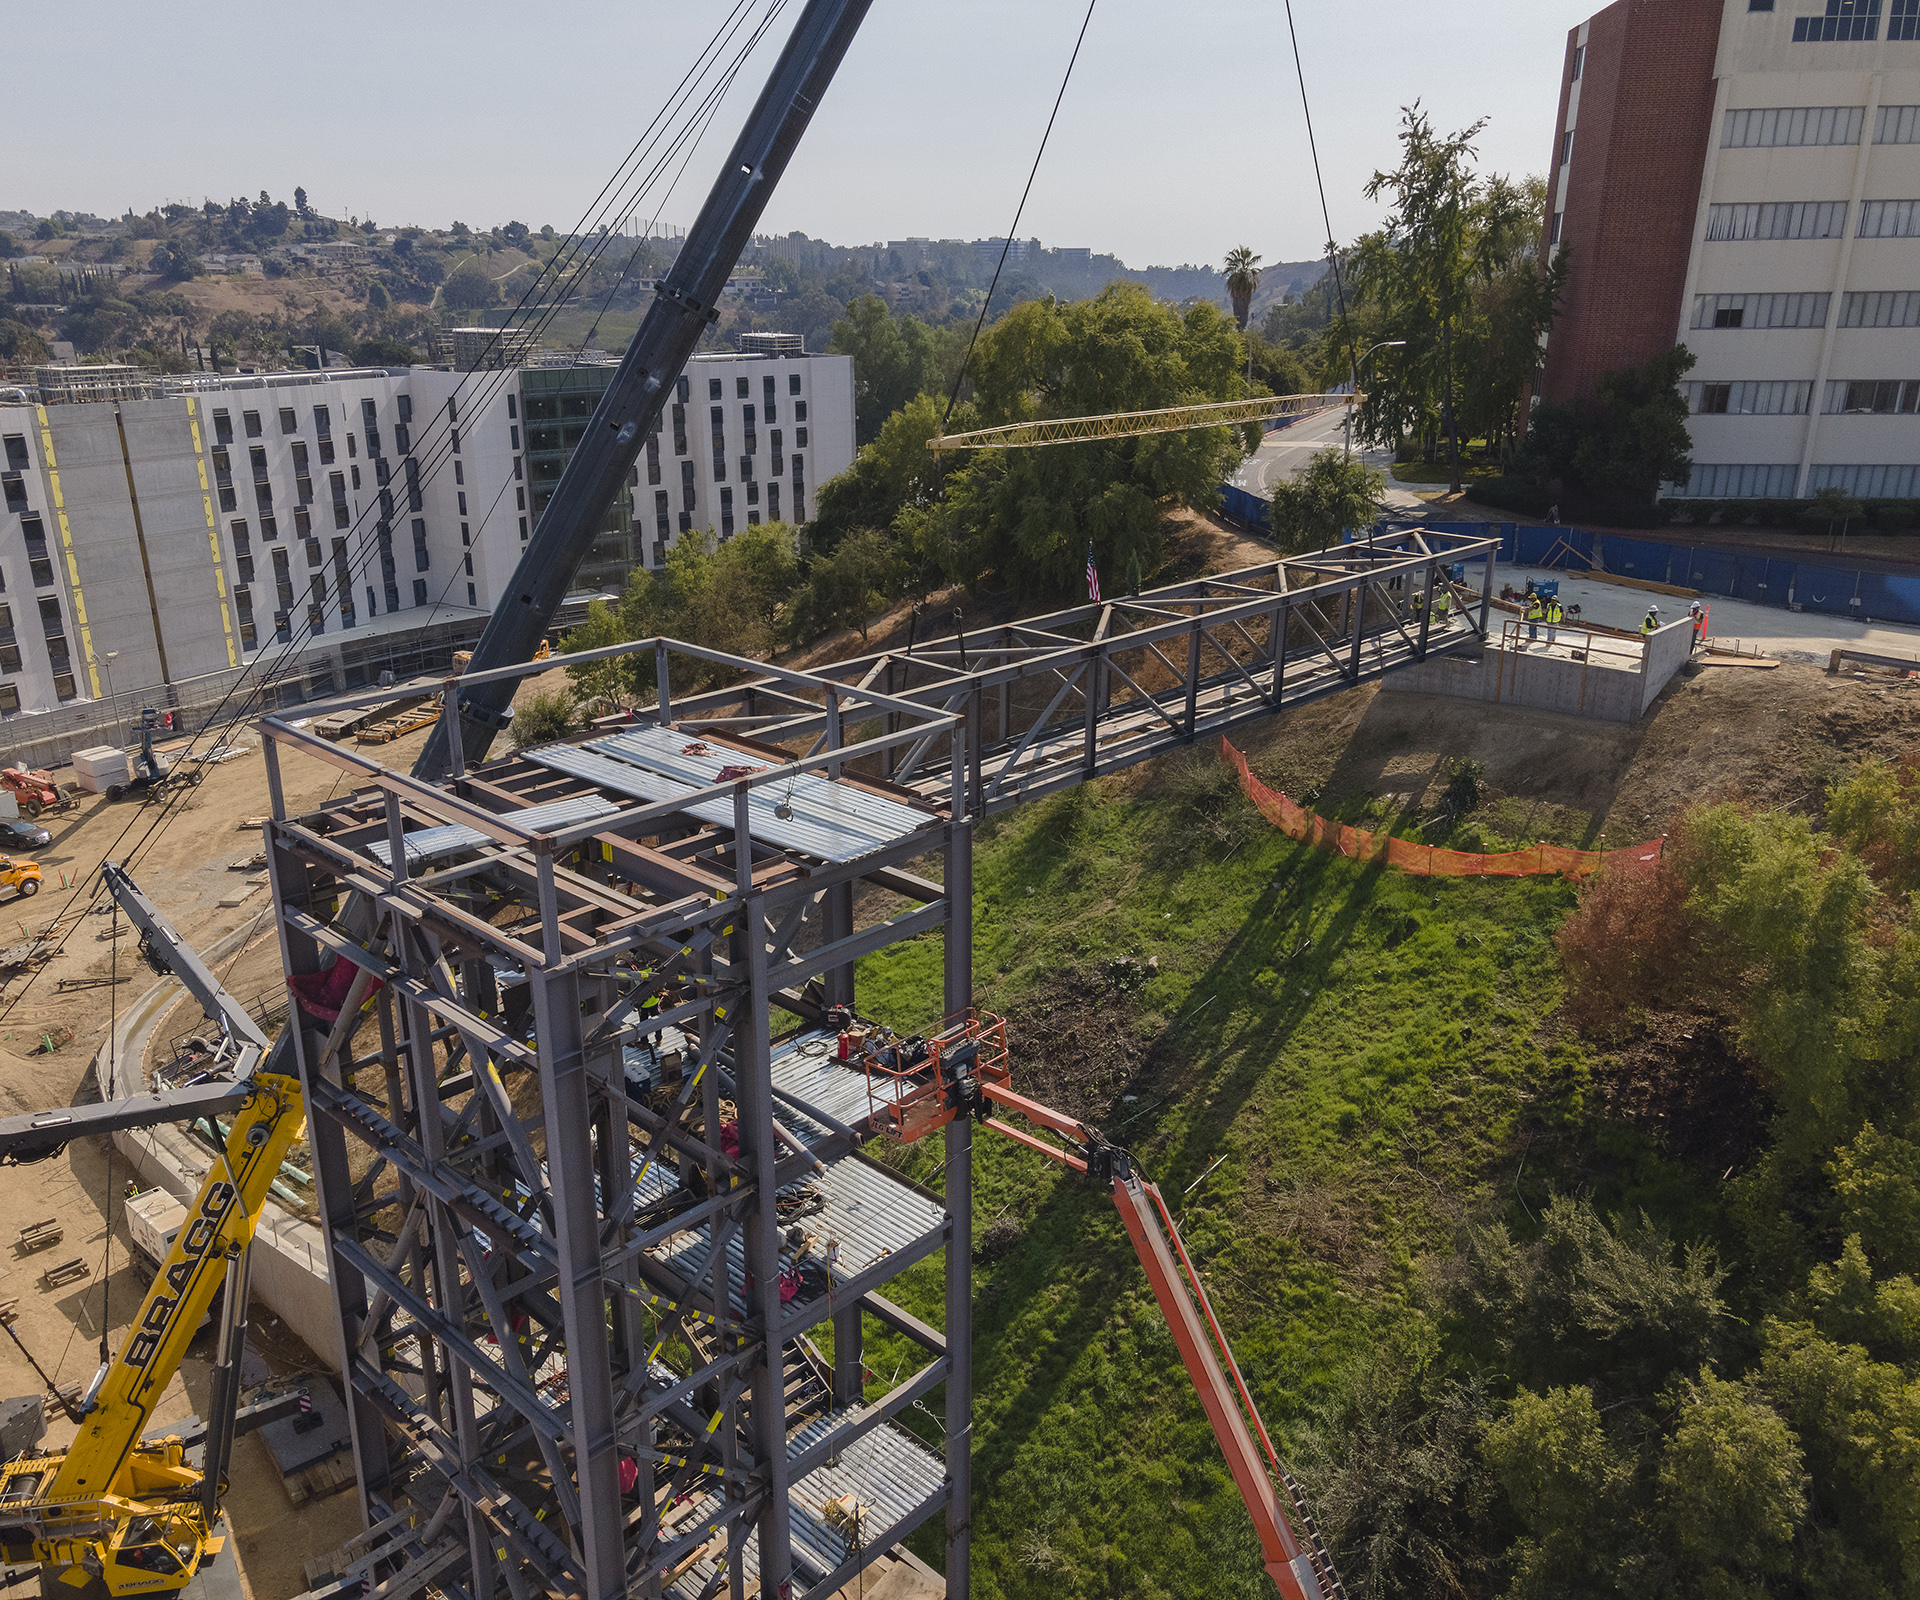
0,864,307,1600
0,858,43,901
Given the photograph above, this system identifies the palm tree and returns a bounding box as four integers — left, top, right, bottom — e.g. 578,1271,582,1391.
1224,246,1262,330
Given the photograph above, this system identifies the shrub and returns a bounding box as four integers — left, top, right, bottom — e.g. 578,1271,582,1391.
1465,476,1553,518
1873,499,1917,533
1554,853,1696,1038
508,689,573,750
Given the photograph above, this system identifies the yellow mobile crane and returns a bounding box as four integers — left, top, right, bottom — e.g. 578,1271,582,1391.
0,863,308,1600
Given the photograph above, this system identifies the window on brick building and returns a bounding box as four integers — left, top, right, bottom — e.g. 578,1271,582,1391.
1571,43,1585,78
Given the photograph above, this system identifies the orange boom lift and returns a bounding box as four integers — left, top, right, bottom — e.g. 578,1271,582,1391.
859,1013,1348,1600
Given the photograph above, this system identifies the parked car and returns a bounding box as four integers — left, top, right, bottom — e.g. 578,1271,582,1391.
0,820,51,850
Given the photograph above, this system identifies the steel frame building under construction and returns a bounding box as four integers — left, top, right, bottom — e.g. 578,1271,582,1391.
258,525,1496,1600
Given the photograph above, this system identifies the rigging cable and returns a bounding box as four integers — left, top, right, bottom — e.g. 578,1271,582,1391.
940,0,1101,432
1282,0,1359,389
0,3,793,1028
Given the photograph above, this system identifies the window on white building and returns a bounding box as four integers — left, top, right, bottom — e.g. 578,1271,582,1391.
1688,380,1813,414
1691,292,1831,329
1842,290,1920,326
1858,199,1920,236
1825,378,1920,413
1706,201,1848,240
1722,106,1863,147
1793,0,1881,42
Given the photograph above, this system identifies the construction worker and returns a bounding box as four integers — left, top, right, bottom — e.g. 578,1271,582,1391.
1688,599,1705,652
1524,591,1544,643
1434,588,1453,628
1546,595,1564,648
1640,605,1661,637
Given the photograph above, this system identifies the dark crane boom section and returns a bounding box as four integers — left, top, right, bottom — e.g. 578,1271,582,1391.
417,0,877,779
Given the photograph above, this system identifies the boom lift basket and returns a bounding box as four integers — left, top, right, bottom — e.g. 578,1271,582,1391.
859,1008,1011,1142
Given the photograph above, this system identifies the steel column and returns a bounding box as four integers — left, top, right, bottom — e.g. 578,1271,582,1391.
530,853,625,1600
943,712,974,1600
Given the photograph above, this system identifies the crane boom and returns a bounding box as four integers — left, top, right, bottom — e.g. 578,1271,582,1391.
417,0,877,778
926,392,1355,455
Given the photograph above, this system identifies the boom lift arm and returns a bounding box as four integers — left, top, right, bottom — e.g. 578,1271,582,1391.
866,1017,1349,1600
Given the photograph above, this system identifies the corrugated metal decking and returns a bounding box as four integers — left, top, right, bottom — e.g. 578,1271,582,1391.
770,1030,918,1132
668,1416,946,1597
649,1152,945,1319
522,724,939,864
364,793,621,865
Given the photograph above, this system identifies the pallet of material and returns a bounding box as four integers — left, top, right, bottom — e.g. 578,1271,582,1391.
356,701,440,745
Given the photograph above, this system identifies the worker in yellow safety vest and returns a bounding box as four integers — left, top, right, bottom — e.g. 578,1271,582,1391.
1546,596,1563,647
1524,593,1544,643
1434,588,1453,626
1640,605,1660,637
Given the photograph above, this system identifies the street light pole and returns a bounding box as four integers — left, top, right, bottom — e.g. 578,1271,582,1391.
1345,339,1408,462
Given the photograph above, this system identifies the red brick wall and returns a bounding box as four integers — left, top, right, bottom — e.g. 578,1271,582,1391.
1538,0,1723,404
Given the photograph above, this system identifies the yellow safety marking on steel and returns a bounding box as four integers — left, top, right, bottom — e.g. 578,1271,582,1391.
602,843,613,862
927,391,1358,454
185,399,240,667
706,1410,723,1435
32,408,100,697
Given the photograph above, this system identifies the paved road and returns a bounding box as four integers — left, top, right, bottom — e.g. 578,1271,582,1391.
1229,407,1430,513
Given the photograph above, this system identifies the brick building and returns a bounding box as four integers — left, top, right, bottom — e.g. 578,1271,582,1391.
1540,0,1920,499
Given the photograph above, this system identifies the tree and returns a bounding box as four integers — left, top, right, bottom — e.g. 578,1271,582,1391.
293,186,309,218
509,689,573,750
1267,449,1385,555
559,599,633,709
828,295,960,443
808,393,959,559
1520,346,1695,508
1357,107,1487,492
0,319,51,364
354,336,417,367
1658,1372,1807,1586
931,283,1253,597
366,280,391,311
1223,246,1262,331
619,524,800,692
148,243,201,282
441,257,500,312
1801,485,1864,552
501,220,531,249
792,527,898,643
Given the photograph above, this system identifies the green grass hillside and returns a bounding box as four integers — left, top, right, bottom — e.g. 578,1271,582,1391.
843,743,1648,1599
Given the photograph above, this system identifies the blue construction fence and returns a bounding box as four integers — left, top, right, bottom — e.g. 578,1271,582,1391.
1417,521,1920,627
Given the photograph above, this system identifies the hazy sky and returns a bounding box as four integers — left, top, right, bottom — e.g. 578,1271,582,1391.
7,0,1597,268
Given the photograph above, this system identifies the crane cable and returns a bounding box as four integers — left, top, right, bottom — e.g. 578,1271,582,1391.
1282,0,1359,394
939,0,1100,434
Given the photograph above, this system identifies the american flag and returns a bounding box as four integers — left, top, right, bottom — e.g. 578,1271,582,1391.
1085,544,1101,603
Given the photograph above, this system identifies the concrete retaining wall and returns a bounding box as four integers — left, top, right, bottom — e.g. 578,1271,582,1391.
1641,617,1696,712
1382,619,1694,722
102,938,342,1373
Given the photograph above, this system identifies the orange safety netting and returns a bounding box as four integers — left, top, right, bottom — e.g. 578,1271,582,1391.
1220,736,1663,879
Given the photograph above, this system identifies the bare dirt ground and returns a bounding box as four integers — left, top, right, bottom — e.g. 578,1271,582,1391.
0,508,1912,1595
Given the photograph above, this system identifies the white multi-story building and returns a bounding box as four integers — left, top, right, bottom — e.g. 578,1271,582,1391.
1543,0,1920,502
0,345,853,720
